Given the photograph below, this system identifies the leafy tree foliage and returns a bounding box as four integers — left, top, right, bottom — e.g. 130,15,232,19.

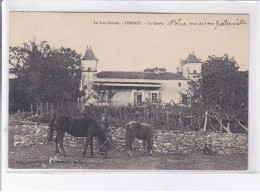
9,40,82,113
188,54,248,132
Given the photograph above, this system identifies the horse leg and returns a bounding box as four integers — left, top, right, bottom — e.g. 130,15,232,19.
58,131,67,157
142,140,147,155
126,138,133,156
128,147,133,156
143,140,146,150
83,136,94,158
82,137,88,157
147,138,154,156
127,137,135,157
54,136,60,156
89,136,95,158
126,128,134,156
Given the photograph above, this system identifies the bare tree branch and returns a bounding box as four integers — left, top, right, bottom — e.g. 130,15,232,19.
235,118,248,131
212,111,231,133
208,117,216,131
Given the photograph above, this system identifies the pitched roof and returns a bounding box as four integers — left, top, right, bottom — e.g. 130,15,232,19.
97,71,187,80
82,48,98,60
185,53,201,64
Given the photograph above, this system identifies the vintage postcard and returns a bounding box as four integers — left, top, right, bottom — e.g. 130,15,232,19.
8,12,249,170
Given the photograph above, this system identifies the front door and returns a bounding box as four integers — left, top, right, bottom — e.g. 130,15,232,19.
134,92,143,106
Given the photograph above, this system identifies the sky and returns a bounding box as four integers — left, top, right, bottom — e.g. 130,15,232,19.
10,12,249,73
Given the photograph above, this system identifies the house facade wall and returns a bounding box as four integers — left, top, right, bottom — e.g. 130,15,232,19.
81,75,188,106
159,79,189,104
110,89,133,106
109,88,158,106
103,79,189,106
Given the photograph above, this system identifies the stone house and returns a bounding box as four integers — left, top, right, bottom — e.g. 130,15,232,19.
79,47,202,106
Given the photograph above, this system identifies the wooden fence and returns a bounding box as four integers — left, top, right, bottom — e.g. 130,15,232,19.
29,102,247,133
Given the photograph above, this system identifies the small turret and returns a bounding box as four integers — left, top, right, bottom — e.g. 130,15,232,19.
177,52,202,81
81,46,99,72
80,46,99,106
184,51,201,64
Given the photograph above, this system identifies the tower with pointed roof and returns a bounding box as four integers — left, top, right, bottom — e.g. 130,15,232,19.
177,52,202,81
81,46,98,72
80,46,99,104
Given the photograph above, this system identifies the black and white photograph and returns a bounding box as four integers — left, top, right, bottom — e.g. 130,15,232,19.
7,12,249,170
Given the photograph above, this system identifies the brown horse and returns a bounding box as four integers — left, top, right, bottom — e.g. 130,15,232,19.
47,115,109,158
125,121,155,156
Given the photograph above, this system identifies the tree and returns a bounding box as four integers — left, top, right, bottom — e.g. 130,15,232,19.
188,54,248,132
187,79,205,130
9,78,31,112
9,40,82,113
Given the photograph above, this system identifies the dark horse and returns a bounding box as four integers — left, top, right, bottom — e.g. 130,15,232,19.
47,115,109,158
125,121,155,156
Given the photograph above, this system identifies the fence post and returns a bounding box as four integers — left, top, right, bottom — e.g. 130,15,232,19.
36,104,39,115
40,103,43,115
227,120,230,132
202,111,208,132
220,118,223,133
30,104,33,115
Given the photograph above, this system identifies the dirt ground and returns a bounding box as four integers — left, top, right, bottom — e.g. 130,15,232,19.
8,115,248,170
9,144,247,170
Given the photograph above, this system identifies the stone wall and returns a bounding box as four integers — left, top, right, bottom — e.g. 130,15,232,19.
13,122,248,155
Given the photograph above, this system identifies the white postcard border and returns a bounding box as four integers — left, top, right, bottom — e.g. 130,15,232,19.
2,0,260,190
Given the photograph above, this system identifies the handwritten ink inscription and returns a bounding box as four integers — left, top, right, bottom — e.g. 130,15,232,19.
93,18,247,30
167,18,247,29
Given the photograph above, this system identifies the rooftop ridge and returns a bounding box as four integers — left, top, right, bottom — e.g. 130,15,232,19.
96,71,187,80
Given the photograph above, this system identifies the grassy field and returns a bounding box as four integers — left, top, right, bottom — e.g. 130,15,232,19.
8,115,248,170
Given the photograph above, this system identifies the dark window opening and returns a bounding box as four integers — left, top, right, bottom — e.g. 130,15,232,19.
152,93,158,103
134,92,143,106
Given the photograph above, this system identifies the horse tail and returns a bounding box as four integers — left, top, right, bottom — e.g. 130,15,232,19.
47,113,56,142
